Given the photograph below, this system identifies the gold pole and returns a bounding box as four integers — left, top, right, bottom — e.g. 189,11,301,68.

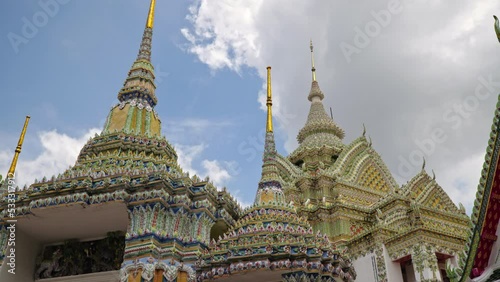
7,116,30,179
310,39,316,82
266,67,273,133
146,0,156,28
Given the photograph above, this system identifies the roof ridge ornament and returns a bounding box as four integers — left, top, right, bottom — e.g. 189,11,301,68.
494,15,500,43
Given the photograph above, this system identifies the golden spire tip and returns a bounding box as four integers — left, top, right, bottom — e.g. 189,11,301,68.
7,116,30,179
146,0,156,28
266,67,273,133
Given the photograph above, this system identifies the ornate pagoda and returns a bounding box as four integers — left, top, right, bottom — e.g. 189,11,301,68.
249,42,471,281
196,67,356,282
0,1,482,282
0,1,240,281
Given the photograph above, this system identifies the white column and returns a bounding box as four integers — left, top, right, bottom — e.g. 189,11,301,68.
352,251,378,282
0,228,41,282
383,244,404,282
411,244,442,281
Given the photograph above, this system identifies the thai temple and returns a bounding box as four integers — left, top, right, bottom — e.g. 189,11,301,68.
1,1,500,282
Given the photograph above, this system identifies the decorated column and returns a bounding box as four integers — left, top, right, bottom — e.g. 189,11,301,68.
411,243,442,282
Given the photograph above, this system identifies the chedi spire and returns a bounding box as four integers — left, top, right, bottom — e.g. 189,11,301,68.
263,66,276,157
308,40,325,102
118,0,158,107
298,41,344,144
102,0,163,138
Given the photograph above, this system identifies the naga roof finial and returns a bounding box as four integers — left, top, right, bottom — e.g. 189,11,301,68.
266,66,273,133
310,39,316,82
494,15,500,43
362,123,366,137
422,157,426,171
432,169,436,180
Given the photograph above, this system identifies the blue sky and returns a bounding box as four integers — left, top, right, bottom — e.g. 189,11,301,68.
0,0,275,206
1,0,500,211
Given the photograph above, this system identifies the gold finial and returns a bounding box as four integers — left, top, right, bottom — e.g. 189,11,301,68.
7,116,30,179
266,66,273,133
310,39,316,82
146,0,156,28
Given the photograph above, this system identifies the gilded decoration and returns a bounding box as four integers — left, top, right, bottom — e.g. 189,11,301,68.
0,1,478,281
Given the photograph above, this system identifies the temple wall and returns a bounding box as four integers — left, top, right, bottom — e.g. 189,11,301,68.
383,245,404,282
35,271,120,282
471,220,500,282
487,218,500,267
352,251,378,282
0,228,41,282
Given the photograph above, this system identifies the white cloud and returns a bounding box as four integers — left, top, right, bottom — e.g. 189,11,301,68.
0,151,11,178
409,2,498,62
168,117,238,189
181,0,500,213
230,189,254,208
174,143,236,189
202,160,231,187
181,0,263,72
436,151,485,215
0,128,100,188
174,143,208,175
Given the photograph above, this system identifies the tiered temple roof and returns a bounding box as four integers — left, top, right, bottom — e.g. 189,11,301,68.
196,67,356,282
289,42,345,165
0,1,241,281
1,2,492,282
